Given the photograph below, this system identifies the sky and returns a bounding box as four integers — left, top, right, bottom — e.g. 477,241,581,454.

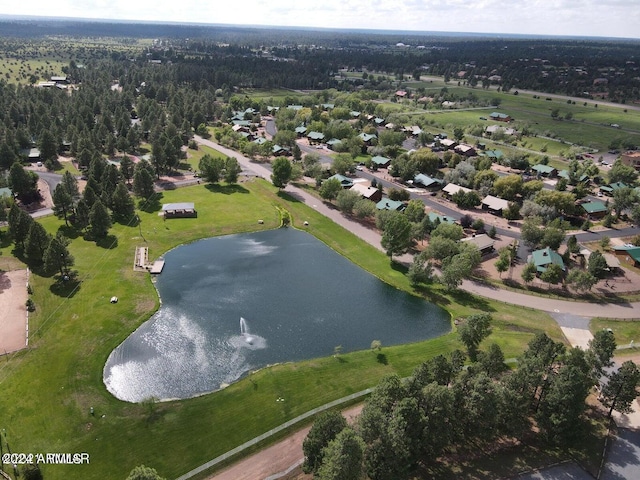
3,0,640,39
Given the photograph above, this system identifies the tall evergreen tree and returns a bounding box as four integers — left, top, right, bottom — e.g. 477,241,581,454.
601,360,640,418
133,163,156,199
111,182,135,221
89,200,112,239
52,184,74,226
8,203,33,248
43,233,74,277
303,410,348,474
25,221,51,264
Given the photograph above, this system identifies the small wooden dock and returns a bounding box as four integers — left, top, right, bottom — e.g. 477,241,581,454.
134,247,165,274
149,260,165,274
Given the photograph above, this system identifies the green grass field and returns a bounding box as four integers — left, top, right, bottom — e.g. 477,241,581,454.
0,177,566,479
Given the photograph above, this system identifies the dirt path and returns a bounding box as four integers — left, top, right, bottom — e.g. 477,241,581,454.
208,404,363,480
0,269,29,354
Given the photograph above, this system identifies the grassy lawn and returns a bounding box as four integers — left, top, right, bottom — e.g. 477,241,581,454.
0,178,568,479
181,143,228,171
591,318,640,345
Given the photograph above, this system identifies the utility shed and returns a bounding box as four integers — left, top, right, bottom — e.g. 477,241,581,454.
162,202,197,218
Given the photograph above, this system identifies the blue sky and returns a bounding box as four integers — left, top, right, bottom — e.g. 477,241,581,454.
4,0,640,39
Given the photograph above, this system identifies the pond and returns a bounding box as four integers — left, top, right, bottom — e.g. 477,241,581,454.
103,228,450,402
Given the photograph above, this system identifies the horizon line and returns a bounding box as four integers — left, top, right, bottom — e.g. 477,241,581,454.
0,14,639,42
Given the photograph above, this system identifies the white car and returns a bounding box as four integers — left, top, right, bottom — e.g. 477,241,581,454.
356,165,364,171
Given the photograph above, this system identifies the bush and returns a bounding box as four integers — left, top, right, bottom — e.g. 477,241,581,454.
459,214,473,228
472,219,485,232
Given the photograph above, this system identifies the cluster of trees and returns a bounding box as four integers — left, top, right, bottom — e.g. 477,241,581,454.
7,202,75,280
50,157,140,239
303,325,640,480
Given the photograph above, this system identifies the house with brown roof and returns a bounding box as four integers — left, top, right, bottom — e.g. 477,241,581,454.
350,183,383,202
621,151,640,170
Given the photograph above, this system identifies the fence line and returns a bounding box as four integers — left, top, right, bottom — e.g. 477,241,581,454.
174,388,373,480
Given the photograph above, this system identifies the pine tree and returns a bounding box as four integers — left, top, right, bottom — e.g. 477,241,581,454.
25,221,51,264
89,200,112,239
43,233,74,277
111,182,135,221
52,184,74,226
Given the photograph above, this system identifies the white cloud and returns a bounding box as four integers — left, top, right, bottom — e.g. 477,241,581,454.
3,0,639,38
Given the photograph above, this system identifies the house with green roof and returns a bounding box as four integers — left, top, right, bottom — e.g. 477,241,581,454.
490,112,512,122
613,245,640,267
428,212,456,225
371,156,391,168
0,187,12,199
307,131,325,143
558,170,589,184
600,182,627,196
528,247,565,274
326,138,342,150
413,174,444,189
483,150,504,162
327,174,354,189
376,199,405,211
581,201,608,218
253,137,268,145
531,164,557,177
358,132,377,143
294,126,307,136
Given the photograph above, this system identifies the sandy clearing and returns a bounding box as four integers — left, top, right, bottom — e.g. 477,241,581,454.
0,269,29,354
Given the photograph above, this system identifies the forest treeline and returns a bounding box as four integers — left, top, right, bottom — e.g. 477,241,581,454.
0,18,639,101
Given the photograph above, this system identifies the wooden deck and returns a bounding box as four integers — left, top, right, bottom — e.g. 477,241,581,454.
133,247,164,274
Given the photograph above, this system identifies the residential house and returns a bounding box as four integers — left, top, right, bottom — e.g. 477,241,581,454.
327,174,354,189
481,195,510,215
528,247,565,274
600,182,627,196
413,174,444,189
350,183,383,203
294,126,307,136
358,132,377,145
613,245,640,267
442,183,472,198
272,145,289,156
558,170,589,184
621,151,640,170
439,138,458,150
326,138,343,150
461,234,495,255
483,150,504,162
371,156,391,169
490,112,512,122
376,198,405,211
428,212,456,225
581,201,608,219
531,164,557,178
0,187,12,199
307,131,325,144
455,144,477,157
